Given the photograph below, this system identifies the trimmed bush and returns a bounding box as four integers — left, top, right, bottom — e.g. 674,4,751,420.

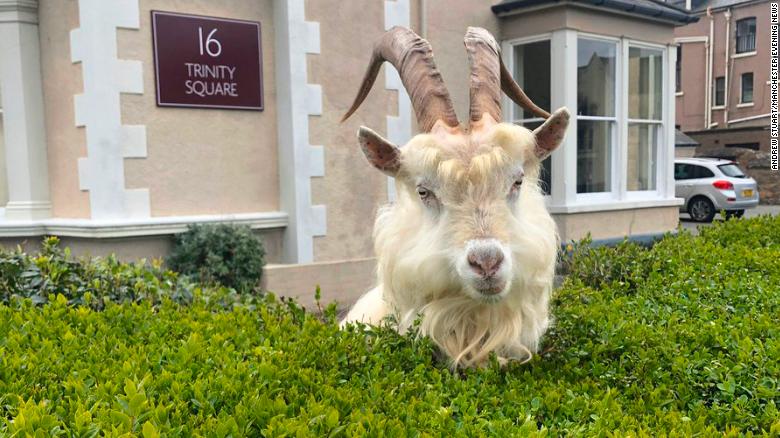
167,223,265,293
1,216,779,435
0,237,194,310
561,236,653,293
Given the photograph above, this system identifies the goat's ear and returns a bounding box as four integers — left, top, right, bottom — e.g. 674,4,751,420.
357,126,401,176
532,108,570,160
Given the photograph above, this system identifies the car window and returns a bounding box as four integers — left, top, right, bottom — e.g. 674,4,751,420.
674,163,691,180
675,163,716,180
717,163,746,178
691,165,714,179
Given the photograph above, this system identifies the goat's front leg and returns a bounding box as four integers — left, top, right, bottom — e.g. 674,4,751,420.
340,286,389,328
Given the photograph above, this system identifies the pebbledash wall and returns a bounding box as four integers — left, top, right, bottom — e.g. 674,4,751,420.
0,0,692,305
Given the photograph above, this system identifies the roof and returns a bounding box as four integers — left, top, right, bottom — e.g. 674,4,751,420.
492,0,700,24
675,129,700,147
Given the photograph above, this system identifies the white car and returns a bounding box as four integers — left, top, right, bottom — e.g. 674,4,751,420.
674,158,759,222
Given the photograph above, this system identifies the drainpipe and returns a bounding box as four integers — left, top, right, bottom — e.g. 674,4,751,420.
704,37,710,129
706,7,714,129
420,0,427,38
723,8,731,126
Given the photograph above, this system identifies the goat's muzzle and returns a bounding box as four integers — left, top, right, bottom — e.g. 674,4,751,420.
460,238,512,299
467,247,504,279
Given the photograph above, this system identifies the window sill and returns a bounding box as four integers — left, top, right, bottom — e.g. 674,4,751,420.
547,197,683,214
675,91,684,97
0,211,289,238
736,102,754,108
712,106,725,111
732,51,757,59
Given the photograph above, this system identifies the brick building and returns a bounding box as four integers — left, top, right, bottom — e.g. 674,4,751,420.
670,0,776,203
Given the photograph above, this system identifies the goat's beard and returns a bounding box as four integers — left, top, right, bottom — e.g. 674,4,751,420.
376,221,556,369
391,261,554,368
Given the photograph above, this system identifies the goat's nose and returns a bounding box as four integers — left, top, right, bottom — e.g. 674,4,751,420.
467,247,504,278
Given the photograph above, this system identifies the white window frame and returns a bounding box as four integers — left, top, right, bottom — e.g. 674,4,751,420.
625,41,666,198
575,33,620,204
502,32,679,214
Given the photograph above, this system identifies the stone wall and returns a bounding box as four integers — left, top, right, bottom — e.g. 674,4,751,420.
743,154,778,204
687,125,777,204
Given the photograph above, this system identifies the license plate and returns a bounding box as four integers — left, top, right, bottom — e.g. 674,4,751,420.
742,189,753,198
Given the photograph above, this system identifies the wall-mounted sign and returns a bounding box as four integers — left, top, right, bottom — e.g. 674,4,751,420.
151,11,263,110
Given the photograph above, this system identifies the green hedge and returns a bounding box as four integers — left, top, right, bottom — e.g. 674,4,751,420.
0,236,259,311
1,217,779,436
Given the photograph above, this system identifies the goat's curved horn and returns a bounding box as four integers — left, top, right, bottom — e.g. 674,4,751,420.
465,27,551,124
341,26,459,133
464,27,502,124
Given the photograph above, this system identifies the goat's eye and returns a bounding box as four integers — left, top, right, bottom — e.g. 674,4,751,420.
417,187,432,199
508,178,523,199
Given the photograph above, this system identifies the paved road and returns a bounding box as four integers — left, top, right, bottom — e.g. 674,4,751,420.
679,205,780,235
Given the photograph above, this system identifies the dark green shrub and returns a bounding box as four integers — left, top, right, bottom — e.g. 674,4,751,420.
560,235,656,293
1,215,779,435
167,223,265,293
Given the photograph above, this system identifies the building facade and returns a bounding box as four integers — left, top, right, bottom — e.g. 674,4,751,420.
0,0,692,304
671,0,776,202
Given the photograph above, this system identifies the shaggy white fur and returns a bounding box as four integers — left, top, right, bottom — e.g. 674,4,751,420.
342,122,560,369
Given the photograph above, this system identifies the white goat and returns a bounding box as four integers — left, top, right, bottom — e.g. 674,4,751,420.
340,27,570,368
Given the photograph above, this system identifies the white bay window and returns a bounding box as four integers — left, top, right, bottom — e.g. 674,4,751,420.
504,30,677,212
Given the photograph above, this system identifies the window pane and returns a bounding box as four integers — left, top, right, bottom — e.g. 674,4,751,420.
513,41,551,120
577,120,613,193
627,123,659,191
741,73,753,103
718,163,746,178
521,120,551,195
736,18,756,53
692,165,714,179
629,47,663,120
577,39,616,117
674,163,691,180
714,77,725,106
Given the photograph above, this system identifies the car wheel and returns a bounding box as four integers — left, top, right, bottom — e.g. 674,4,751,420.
725,209,745,219
688,196,715,222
